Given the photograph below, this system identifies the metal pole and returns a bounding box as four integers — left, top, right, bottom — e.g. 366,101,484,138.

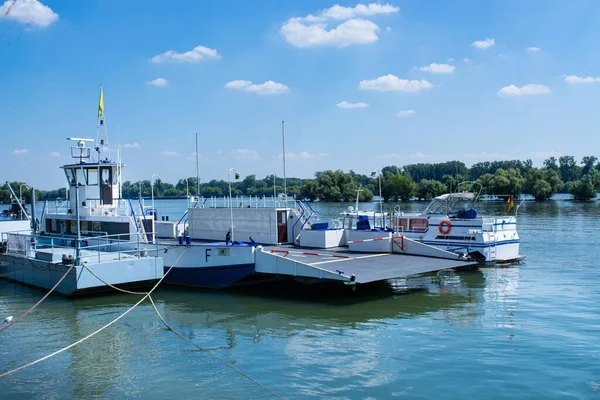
378,172,383,228
30,188,36,232
75,181,81,265
196,133,200,202
282,121,286,198
272,174,276,207
151,174,161,243
228,168,237,242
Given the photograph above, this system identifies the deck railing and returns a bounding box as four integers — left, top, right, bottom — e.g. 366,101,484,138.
1,231,159,265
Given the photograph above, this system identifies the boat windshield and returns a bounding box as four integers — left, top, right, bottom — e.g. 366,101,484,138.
422,193,475,215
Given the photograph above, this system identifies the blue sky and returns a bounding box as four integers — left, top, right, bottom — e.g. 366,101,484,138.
1,0,600,189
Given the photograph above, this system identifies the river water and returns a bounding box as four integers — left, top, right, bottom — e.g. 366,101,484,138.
1,199,599,399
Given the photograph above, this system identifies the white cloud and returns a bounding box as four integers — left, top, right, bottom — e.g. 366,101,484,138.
472,38,495,49
463,58,471,63
359,74,433,92
146,78,169,86
224,80,289,95
281,3,398,47
396,109,416,118
0,0,58,27
564,75,600,84
337,101,369,109
386,26,392,32
233,149,260,161
121,142,141,149
415,63,455,74
12,149,28,155
281,18,381,48
151,45,220,63
291,3,399,23
527,46,541,52
50,151,60,157
497,84,551,96
160,151,180,157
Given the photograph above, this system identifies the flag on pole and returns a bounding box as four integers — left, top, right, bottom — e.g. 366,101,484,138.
98,86,104,118
507,195,514,211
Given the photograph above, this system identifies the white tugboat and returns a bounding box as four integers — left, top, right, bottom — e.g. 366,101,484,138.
0,87,163,295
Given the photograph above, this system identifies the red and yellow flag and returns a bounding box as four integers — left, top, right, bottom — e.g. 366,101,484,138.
507,195,514,211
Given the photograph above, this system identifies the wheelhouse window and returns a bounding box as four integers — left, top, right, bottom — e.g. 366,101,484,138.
64,169,75,186
87,168,99,185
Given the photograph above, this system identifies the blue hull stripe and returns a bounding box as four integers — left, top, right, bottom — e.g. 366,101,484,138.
421,240,520,248
164,264,255,288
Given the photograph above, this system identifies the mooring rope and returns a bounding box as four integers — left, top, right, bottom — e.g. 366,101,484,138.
0,263,175,378
147,295,282,399
0,263,75,334
0,249,283,398
81,264,148,295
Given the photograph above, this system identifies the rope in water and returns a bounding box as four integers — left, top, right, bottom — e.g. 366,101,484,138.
0,264,75,334
147,295,282,399
82,251,282,398
0,263,175,378
0,250,282,398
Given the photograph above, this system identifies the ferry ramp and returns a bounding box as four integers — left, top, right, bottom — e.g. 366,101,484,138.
255,247,478,285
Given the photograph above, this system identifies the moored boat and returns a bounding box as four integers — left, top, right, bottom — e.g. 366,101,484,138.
0,87,164,295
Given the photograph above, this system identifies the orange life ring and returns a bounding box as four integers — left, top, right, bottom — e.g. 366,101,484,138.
438,220,451,235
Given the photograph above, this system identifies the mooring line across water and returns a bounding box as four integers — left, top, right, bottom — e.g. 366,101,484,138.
0,262,175,378
0,263,74,334
147,295,283,399
0,250,283,398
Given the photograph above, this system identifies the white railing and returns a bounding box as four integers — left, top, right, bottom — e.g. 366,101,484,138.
2,231,159,265
201,195,288,209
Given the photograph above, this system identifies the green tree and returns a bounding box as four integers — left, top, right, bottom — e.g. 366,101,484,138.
559,155,581,183
567,173,597,201
477,168,524,197
416,179,447,200
581,156,598,175
524,169,563,201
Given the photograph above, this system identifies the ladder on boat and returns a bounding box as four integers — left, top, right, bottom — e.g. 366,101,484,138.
488,233,497,261
292,196,315,244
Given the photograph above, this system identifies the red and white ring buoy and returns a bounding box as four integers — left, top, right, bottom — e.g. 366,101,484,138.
438,220,451,235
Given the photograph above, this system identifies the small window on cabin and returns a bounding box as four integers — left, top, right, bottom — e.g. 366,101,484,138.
92,222,101,232
101,168,111,185
50,219,57,233
397,218,408,230
65,169,76,186
70,220,77,234
76,169,86,185
409,218,429,232
87,169,99,185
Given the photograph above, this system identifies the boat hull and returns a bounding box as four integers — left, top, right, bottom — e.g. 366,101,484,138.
0,253,163,296
158,242,261,289
163,264,257,289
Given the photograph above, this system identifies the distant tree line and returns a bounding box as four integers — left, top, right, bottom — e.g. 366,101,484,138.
2,155,600,204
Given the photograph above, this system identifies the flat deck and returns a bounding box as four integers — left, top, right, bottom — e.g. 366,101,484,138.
264,246,478,284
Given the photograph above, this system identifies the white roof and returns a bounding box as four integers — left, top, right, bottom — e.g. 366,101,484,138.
433,192,476,201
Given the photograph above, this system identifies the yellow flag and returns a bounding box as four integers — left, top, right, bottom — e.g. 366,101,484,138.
98,86,104,118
